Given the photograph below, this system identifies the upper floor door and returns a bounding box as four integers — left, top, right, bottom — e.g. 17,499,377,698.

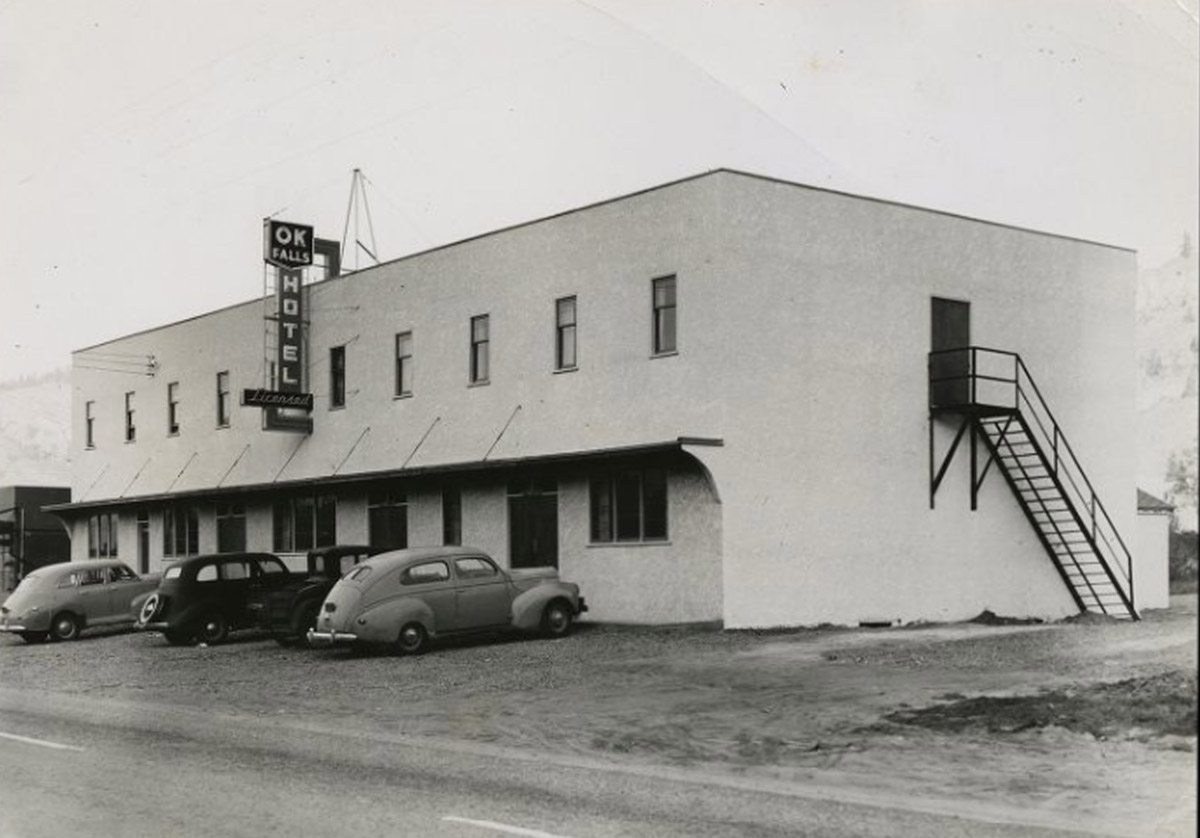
931,297,971,407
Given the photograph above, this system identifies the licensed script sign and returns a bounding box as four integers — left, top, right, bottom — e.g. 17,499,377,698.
241,389,314,412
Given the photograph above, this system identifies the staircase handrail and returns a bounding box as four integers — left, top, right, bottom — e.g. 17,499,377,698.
1011,353,1135,597
928,346,1136,605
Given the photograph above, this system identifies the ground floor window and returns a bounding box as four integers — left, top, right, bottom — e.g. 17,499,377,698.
216,502,246,553
163,506,199,557
590,468,668,543
273,495,337,552
87,512,119,558
367,487,407,549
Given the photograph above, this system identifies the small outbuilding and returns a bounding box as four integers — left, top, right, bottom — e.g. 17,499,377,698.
1135,489,1174,610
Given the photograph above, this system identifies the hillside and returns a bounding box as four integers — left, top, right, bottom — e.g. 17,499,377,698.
0,369,71,488
1136,244,1199,530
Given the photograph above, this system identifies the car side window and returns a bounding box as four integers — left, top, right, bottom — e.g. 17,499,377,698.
454,557,499,579
196,564,219,583
259,558,287,575
108,565,137,582
400,561,450,585
78,568,106,586
57,574,78,589
222,561,250,581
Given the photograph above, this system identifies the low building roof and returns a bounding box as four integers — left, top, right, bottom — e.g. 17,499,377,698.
1137,489,1175,514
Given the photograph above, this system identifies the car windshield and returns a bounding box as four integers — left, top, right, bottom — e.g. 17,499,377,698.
164,566,183,580
346,565,372,582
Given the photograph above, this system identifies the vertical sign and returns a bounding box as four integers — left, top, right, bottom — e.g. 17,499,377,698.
277,268,303,392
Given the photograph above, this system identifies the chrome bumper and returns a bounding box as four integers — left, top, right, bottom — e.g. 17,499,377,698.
306,628,358,646
0,622,29,633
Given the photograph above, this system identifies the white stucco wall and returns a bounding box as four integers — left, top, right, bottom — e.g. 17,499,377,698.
696,174,1136,627
65,170,1137,628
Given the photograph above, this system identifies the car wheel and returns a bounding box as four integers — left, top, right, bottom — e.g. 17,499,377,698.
19,631,48,644
164,629,193,646
50,612,81,642
138,593,161,625
396,622,429,655
197,613,229,645
541,600,573,638
293,600,322,649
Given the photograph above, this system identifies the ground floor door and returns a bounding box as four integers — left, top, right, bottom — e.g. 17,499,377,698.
136,512,150,575
507,476,558,569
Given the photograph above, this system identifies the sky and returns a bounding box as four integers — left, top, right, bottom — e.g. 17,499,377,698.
1,0,1197,381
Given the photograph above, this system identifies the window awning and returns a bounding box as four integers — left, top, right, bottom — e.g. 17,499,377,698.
45,437,723,515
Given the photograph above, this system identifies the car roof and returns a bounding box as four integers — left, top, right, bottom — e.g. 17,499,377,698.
30,559,129,577
361,546,491,571
308,545,383,559
169,552,282,568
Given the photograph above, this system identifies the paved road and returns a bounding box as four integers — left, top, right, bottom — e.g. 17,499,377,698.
0,690,1117,838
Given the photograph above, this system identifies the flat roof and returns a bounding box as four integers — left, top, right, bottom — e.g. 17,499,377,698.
74,167,1134,355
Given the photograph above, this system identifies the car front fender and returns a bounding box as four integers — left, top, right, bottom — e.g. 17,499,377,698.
511,584,576,631
355,597,438,644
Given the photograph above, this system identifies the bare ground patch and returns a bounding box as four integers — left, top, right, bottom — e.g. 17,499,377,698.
880,669,1198,740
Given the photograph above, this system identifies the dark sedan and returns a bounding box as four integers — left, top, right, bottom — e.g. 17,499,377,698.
134,552,295,645
250,544,385,647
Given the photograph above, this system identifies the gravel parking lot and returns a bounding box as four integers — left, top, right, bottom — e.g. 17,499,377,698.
1,596,1196,835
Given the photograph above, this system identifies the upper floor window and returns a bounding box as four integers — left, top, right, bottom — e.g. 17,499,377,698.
395,332,413,397
85,401,95,449
330,346,346,408
124,392,136,442
167,382,180,435
216,371,231,427
590,468,668,543
555,296,577,371
652,276,677,355
470,315,490,385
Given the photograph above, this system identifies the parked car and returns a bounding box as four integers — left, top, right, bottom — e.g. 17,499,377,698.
308,546,587,654
133,552,295,645
250,544,386,647
0,560,159,643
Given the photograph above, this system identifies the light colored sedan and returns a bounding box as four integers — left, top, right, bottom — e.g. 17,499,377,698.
308,546,587,654
0,560,159,643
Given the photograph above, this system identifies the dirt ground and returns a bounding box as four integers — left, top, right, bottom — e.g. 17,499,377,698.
1,595,1196,836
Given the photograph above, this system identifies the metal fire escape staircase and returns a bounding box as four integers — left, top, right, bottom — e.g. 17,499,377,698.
929,347,1138,620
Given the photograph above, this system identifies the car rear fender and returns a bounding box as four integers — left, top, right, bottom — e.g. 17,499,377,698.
511,583,574,631
357,597,438,643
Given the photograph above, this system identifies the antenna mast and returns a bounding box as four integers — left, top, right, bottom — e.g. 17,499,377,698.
341,168,380,271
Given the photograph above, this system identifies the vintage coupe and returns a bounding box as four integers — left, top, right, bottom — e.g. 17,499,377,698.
134,552,295,645
307,546,587,654
250,544,385,647
0,560,159,643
